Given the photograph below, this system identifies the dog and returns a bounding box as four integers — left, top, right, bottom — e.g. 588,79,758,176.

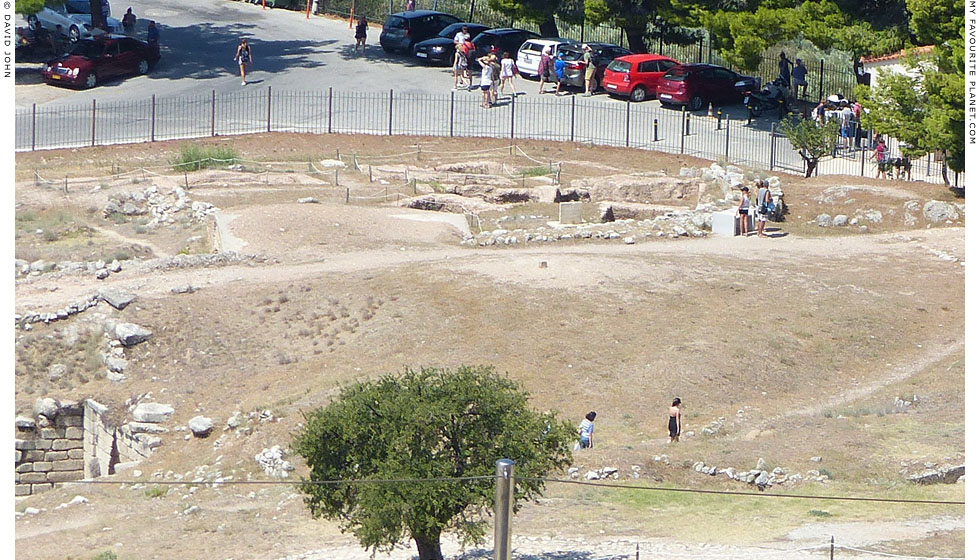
884,157,911,181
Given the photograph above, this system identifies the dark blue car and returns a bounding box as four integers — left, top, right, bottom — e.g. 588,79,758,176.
413,22,489,65
380,10,461,54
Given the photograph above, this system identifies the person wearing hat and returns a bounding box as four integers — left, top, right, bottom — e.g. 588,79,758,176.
583,44,597,96
668,399,682,443
737,185,752,236
792,58,808,102
538,46,553,94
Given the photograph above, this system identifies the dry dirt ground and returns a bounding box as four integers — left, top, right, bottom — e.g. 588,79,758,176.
13,134,965,560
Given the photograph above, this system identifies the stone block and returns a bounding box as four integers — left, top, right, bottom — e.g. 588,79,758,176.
59,414,84,427
47,470,85,483
31,483,54,494
32,462,53,473
16,463,34,473
23,450,45,461
132,403,174,423
15,484,31,497
52,439,83,451
558,201,583,224
40,428,65,440
85,399,108,416
68,449,85,459
52,459,84,471
44,451,68,461
15,450,22,463
34,439,53,450
14,439,34,451
711,208,753,236
19,472,48,483
65,427,84,439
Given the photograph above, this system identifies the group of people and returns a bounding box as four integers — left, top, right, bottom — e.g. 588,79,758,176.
737,180,775,238
576,398,684,451
812,95,864,152
777,52,808,102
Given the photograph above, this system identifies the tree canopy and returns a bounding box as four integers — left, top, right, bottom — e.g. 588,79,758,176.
293,365,575,560
780,114,842,177
16,0,51,15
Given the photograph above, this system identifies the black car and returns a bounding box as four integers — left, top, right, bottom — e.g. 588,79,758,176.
556,42,632,90
413,22,489,65
380,10,461,53
468,28,540,67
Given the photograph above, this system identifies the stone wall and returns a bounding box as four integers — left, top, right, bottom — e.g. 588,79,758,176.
15,399,153,496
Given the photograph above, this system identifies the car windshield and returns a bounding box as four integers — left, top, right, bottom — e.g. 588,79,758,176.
662,68,690,81
64,0,91,13
520,42,542,53
438,24,461,38
606,60,631,73
385,16,408,30
70,40,105,59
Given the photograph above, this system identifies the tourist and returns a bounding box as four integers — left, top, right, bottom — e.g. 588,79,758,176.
234,38,252,86
791,58,807,101
668,399,681,443
499,51,518,96
577,411,597,449
354,16,368,55
538,46,552,94
738,185,751,236
755,179,771,238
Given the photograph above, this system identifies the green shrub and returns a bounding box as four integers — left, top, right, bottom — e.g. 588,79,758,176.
92,552,118,560
171,143,241,172
807,509,831,517
144,487,166,499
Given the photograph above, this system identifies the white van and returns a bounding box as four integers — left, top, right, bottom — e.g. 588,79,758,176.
515,38,574,79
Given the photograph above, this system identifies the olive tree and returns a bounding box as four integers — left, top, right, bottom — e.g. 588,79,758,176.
293,365,575,560
780,114,841,177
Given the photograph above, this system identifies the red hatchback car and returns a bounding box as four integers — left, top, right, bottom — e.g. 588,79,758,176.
657,63,758,111
601,54,679,102
42,35,159,89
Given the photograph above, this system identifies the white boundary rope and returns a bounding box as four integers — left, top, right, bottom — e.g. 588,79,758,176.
836,545,965,560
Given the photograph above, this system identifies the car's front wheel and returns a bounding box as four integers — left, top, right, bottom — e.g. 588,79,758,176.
138,59,150,74
28,15,40,31
630,86,647,102
68,25,80,43
84,72,97,88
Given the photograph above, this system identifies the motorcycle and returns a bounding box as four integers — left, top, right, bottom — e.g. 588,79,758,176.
16,26,68,62
743,77,790,117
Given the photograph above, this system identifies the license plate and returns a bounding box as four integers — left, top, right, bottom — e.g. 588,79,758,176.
743,96,749,104
660,93,671,99
51,75,61,80
416,52,427,58
607,84,617,90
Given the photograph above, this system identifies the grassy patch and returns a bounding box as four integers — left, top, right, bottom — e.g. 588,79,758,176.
144,486,167,499
171,143,241,172
522,166,553,178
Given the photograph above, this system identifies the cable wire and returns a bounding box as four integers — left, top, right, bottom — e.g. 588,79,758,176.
835,545,964,560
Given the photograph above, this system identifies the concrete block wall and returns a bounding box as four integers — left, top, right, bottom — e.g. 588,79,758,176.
15,399,153,496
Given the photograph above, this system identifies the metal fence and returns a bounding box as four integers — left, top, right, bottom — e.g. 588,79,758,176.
15,88,960,186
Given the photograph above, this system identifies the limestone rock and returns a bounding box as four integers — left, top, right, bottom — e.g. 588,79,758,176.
100,289,137,310
923,200,959,223
132,403,175,423
115,323,152,347
95,268,110,280
255,446,294,479
34,398,59,420
297,197,320,204
832,214,849,227
15,416,36,431
104,356,128,373
188,416,214,438
815,214,832,227
48,364,67,381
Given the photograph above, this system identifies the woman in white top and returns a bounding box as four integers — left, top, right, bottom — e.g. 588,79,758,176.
499,51,518,96
478,54,495,108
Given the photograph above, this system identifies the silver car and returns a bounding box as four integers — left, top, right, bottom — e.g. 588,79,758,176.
27,4,121,43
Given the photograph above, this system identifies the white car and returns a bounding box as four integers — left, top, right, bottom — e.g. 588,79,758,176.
27,5,121,43
515,38,575,79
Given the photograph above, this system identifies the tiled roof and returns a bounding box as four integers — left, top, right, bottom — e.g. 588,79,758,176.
860,46,934,65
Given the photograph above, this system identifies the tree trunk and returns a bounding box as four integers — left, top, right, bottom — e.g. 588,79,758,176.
538,15,559,39
89,0,105,30
414,535,444,560
802,154,818,178
624,27,648,54
941,160,950,186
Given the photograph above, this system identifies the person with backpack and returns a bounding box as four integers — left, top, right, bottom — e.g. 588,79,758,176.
234,38,252,86
755,179,772,238
871,137,889,178
461,39,475,89
537,46,552,94
583,44,597,96
452,44,467,89
553,54,566,96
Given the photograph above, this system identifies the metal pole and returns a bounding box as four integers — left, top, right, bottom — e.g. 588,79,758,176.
625,101,630,147
91,99,96,146
267,86,272,132
450,90,455,137
328,87,333,134
698,36,703,63
818,60,824,103
468,0,475,21
211,90,216,136
725,115,731,162
151,95,156,142
493,459,515,560
388,89,394,136
510,93,515,139
570,96,575,142
31,104,36,151
653,118,658,142
830,536,834,560
680,109,685,154
769,122,776,171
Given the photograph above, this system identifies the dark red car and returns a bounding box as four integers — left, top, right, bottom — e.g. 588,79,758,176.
601,54,680,102
42,34,159,89
657,63,758,111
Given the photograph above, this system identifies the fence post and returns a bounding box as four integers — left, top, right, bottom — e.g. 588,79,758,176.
698,36,703,63
211,90,216,136
769,122,776,171
725,115,731,162
680,108,685,154
327,87,333,133
653,118,658,142
388,89,394,136
31,103,36,151
150,95,156,142
267,86,272,132
818,60,825,103
619,28,625,48
625,100,630,147
450,90,455,137
91,99,96,147
685,112,691,136
716,109,722,130
493,459,515,560
830,536,834,560
346,187,350,203
510,93,515,139
468,0,475,21
860,142,866,176
570,96,575,142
